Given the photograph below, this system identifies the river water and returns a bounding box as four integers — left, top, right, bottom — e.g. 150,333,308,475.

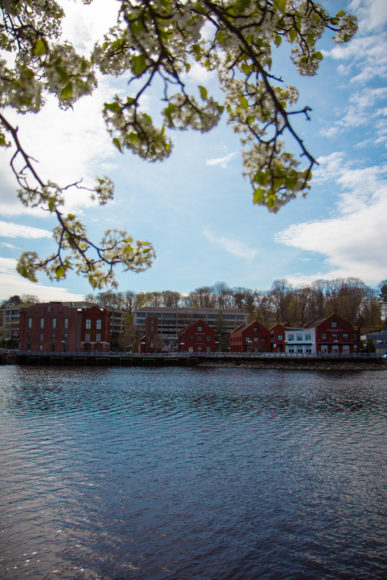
0,366,385,579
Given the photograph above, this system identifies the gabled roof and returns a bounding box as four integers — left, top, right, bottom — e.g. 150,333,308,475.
231,320,269,336
178,319,213,335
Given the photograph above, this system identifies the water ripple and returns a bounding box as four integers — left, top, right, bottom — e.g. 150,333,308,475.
0,366,386,579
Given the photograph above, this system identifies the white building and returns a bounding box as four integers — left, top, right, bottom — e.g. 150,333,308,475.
285,327,316,354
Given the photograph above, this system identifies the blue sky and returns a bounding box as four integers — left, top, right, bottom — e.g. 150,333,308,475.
0,0,386,301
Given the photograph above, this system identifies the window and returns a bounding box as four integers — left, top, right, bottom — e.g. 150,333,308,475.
332,345,339,353
197,336,202,341
321,333,327,340
277,334,283,340
86,319,91,330
64,317,69,329
343,333,349,339
321,345,328,353
288,334,294,341
96,333,101,342
96,319,102,330
85,333,91,341
39,344,44,351
332,333,338,340
197,325,202,332
305,333,311,341
253,327,258,332
297,334,303,341
28,317,32,329
52,318,56,329
64,332,68,339
331,321,337,328
40,317,44,329
343,345,350,353
254,336,258,342
40,332,44,342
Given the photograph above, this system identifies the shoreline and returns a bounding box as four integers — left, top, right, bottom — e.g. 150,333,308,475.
1,351,386,371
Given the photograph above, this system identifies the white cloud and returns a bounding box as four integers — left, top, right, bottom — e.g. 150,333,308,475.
0,220,51,239
0,258,84,301
205,152,237,168
203,229,260,262
275,154,387,286
59,0,119,55
349,0,387,33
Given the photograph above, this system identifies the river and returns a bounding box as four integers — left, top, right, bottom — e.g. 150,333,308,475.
0,366,386,579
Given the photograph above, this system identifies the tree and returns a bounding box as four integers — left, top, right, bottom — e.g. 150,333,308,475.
0,1,357,288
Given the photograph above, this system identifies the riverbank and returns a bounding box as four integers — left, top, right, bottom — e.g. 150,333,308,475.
1,351,386,371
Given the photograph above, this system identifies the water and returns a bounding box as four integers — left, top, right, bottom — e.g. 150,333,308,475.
0,366,386,579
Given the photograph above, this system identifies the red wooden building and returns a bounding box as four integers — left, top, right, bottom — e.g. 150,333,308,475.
230,320,271,353
304,313,355,354
178,319,215,353
19,302,110,353
270,323,290,353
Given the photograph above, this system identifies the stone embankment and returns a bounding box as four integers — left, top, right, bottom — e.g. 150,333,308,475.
1,351,386,371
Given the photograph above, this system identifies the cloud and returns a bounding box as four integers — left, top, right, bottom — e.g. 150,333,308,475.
349,0,387,33
203,229,260,262
205,152,237,168
275,154,387,286
320,85,387,146
0,220,51,239
0,258,84,301
324,0,387,84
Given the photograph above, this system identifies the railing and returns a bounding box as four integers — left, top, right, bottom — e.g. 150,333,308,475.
15,350,386,359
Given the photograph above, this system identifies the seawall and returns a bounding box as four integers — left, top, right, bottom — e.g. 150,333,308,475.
1,351,386,371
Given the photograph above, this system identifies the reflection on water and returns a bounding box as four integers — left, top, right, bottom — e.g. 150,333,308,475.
0,366,386,579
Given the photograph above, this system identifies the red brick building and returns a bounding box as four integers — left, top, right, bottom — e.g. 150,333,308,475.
19,302,110,353
270,323,289,353
80,306,110,352
304,313,355,354
230,320,271,353
178,319,215,353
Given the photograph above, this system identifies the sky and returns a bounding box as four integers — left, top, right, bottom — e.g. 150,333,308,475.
0,0,386,302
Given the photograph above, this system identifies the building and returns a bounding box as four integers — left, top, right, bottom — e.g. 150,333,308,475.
362,330,387,355
19,302,110,353
304,313,355,354
230,320,271,353
178,319,215,353
0,304,22,346
80,305,110,352
134,307,248,347
285,327,316,354
270,323,289,353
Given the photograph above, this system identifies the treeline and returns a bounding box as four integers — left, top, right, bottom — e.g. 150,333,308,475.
86,277,387,330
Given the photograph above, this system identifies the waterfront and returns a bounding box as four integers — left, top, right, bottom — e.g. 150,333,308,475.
0,366,386,579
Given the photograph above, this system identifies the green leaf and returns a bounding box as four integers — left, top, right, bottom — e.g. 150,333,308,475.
104,101,122,114
253,187,265,204
274,35,282,47
199,85,208,100
285,175,298,190
33,38,47,57
113,137,123,152
55,266,66,279
313,51,323,61
273,0,287,13
60,83,73,99
240,96,249,109
289,28,297,43
132,54,147,76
